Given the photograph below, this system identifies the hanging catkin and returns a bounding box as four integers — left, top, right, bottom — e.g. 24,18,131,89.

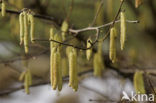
61,20,68,40
19,12,24,45
120,11,126,50
24,73,29,94
93,41,105,77
133,71,146,94
50,47,56,89
68,48,78,91
1,0,6,17
135,0,142,8
27,69,32,86
23,11,29,53
109,27,117,63
52,50,58,90
57,50,62,91
28,14,35,43
86,38,92,60
93,53,104,77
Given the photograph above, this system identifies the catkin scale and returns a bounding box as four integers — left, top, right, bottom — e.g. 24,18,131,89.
19,13,24,45
120,11,126,50
86,39,92,60
109,27,117,63
28,14,35,43
23,12,29,53
1,1,6,17
133,71,145,94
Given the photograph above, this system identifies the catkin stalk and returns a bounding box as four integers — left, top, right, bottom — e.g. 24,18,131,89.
109,27,117,63
120,11,126,50
86,38,92,60
19,13,24,45
29,14,35,43
23,11,29,53
1,1,6,17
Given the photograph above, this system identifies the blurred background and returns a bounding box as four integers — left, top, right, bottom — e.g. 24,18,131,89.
0,0,156,103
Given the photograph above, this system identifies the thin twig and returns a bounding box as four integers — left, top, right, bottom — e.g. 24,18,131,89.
90,0,104,26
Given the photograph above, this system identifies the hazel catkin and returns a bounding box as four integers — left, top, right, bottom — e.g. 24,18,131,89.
120,11,126,50
68,48,78,91
109,27,117,63
86,38,92,60
133,71,145,94
28,14,35,43
1,0,6,17
23,11,29,53
19,12,24,45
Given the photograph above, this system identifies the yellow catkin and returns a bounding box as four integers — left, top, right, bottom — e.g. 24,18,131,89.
27,69,32,86
61,20,68,40
62,58,68,76
93,53,105,77
52,50,59,90
50,47,56,89
57,50,62,91
19,12,24,45
133,71,146,94
23,11,29,53
109,27,117,63
86,38,92,60
24,73,29,94
120,11,126,50
68,48,78,91
28,14,35,43
19,71,26,81
97,41,103,55
1,1,6,17
135,0,142,8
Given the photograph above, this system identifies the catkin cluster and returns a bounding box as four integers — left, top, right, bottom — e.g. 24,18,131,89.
19,10,35,54
109,27,117,63
50,28,63,91
93,42,105,77
1,0,6,17
68,47,78,91
120,11,126,50
133,71,145,94
86,38,92,60
19,69,32,94
61,20,68,41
